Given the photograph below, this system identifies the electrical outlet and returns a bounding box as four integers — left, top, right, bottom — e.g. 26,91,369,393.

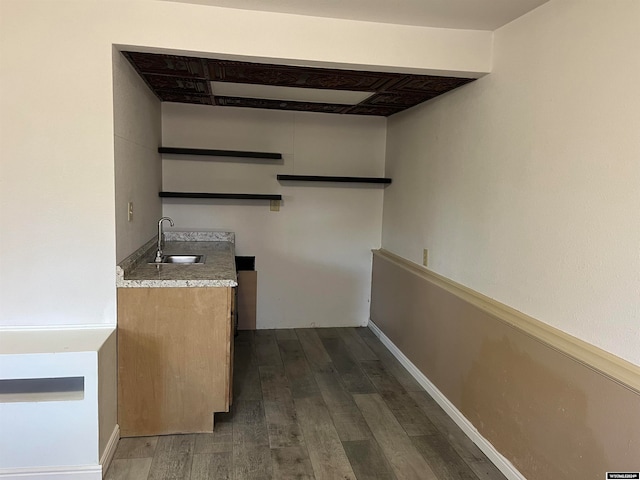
127,202,134,222
270,200,280,212
422,249,428,267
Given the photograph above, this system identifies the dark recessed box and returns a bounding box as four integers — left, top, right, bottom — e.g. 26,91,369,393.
235,256,255,271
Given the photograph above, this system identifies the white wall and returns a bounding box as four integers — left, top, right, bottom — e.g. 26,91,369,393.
113,49,162,263
382,0,640,365
0,0,486,474
162,104,386,328
0,0,490,329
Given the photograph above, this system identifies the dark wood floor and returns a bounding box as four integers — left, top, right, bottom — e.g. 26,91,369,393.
107,327,507,480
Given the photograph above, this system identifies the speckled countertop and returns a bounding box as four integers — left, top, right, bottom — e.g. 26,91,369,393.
116,232,237,288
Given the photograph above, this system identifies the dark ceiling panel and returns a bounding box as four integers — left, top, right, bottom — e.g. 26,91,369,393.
124,52,208,79
362,92,435,107
210,62,302,87
391,75,475,94
210,60,400,91
123,51,475,116
215,97,348,114
343,105,404,116
144,75,211,95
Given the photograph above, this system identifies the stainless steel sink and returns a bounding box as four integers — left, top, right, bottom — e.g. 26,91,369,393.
149,254,206,264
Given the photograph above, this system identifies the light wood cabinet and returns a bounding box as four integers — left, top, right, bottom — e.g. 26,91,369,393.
117,287,233,437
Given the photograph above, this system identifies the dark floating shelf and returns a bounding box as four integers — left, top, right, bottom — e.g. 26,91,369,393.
160,192,282,201
277,174,392,185
159,147,282,160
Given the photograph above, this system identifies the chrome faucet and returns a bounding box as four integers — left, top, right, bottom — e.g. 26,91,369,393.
155,217,174,262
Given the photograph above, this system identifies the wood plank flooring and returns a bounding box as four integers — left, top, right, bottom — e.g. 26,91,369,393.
107,328,507,480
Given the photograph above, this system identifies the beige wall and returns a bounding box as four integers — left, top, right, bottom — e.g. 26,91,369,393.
370,251,640,479
382,0,640,366
113,49,162,263
0,0,490,329
162,104,386,328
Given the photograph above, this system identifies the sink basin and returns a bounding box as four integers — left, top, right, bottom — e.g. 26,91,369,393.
149,254,206,264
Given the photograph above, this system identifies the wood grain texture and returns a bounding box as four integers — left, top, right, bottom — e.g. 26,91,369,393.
191,452,232,480
118,287,232,436
233,444,273,480
294,395,357,480
361,360,438,436
278,339,321,399
147,435,195,480
233,340,263,403
315,370,372,442
255,330,283,367
275,329,298,341
315,327,342,339
321,336,376,394
270,446,316,480
354,393,437,480
194,413,233,454
232,399,269,447
339,328,378,361
408,391,485,461
113,436,158,459
295,328,333,373
411,434,478,480
105,458,153,480
342,439,397,480
357,328,423,392
259,365,305,448
408,391,506,480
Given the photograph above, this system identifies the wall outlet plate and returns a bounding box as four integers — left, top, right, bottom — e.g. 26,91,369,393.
127,202,134,222
270,200,280,212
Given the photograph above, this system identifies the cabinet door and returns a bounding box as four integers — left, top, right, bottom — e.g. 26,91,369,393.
117,287,231,436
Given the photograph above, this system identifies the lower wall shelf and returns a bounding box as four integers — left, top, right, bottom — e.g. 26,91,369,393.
160,192,282,201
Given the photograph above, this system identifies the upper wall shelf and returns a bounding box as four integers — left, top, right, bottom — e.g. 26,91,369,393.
160,192,282,201
159,147,282,160
277,174,392,185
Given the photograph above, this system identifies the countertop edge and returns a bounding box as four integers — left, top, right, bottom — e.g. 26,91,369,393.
118,279,238,288
117,232,237,288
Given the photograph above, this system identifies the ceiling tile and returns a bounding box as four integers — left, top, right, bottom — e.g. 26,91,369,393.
391,75,475,94
124,51,475,116
124,52,208,79
145,75,211,94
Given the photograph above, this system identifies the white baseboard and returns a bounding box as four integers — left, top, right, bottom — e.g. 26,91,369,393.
0,425,119,480
100,424,120,477
367,320,526,480
0,465,101,480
